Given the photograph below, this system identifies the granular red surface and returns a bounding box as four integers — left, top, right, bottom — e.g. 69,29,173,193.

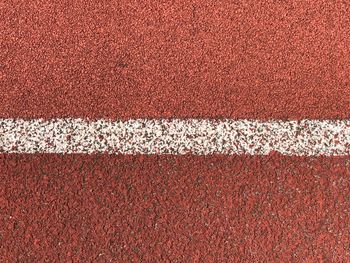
1,154,350,262
2,1,350,262
1,1,350,119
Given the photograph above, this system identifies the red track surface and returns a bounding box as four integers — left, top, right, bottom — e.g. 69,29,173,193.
1,1,350,119
1,1,350,262
1,154,350,262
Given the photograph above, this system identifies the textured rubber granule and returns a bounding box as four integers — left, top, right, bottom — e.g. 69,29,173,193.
1,154,350,262
1,1,350,119
1,1,350,262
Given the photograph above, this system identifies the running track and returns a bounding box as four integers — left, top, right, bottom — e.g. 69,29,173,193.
1,1,350,262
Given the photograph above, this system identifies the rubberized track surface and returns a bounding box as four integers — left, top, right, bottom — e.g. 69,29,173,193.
1,155,350,262
1,1,350,262
1,1,349,119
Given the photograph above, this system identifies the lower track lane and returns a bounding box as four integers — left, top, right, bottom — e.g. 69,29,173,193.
1,154,349,262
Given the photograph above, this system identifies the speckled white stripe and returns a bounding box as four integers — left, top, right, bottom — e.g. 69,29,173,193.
0,119,349,156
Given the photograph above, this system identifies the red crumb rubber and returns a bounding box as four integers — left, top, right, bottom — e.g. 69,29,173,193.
1,1,350,262
1,1,350,120
1,154,350,262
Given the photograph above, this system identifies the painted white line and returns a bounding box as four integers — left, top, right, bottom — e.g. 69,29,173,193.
0,119,349,155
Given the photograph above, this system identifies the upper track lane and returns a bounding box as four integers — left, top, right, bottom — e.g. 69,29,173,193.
1,1,349,119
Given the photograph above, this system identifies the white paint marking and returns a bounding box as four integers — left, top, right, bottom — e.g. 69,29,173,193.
0,119,349,156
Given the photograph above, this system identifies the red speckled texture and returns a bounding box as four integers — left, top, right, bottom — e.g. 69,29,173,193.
1,154,350,262
1,1,350,119
2,1,350,262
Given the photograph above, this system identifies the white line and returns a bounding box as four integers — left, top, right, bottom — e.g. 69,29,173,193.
0,119,349,156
